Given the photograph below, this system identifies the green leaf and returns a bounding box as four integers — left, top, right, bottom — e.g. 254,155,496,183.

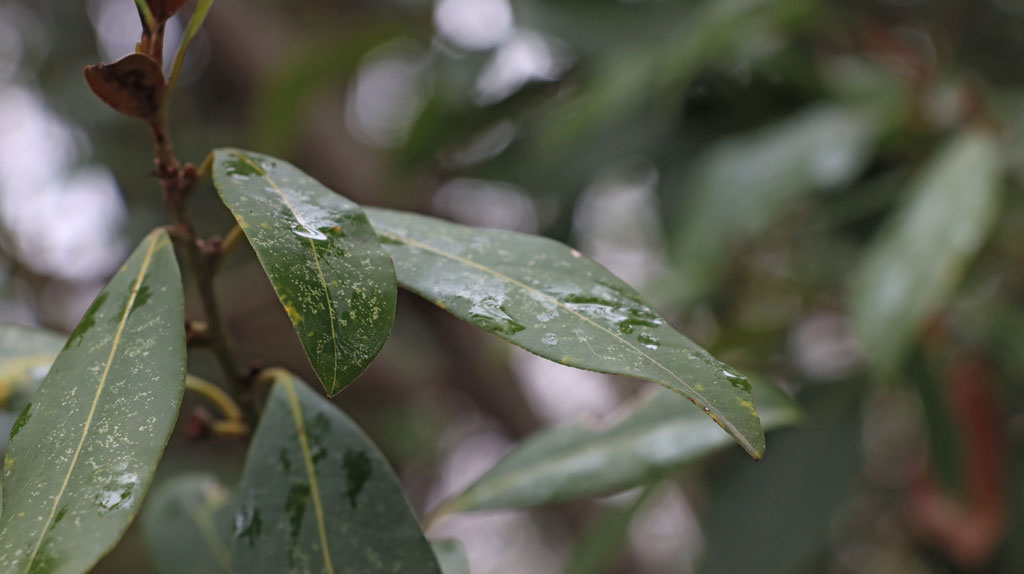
166,0,215,94
0,229,186,574
850,130,1002,376
531,0,813,155
430,540,469,574
212,149,397,395
672,104,879,301
364,208,767,457
143,473,233,574
437,379,799,512
0,324,65,412
231,370,440,574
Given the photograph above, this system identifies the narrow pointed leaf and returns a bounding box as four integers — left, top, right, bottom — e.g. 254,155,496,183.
438,379,799,513
143,473,233,574
231,371,440,573
851,130,1002,376
672,105,879,301
0,324,65,412
0,229,186,574
365,208,766,457
212,149,397,395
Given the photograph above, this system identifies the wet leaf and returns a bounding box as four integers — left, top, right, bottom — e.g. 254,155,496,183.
431,540,469,574
364,208,767,457
231,370,440,573
851,130,1002,376
0,229,186,574
672,104,879,301
143,473,233,574
0,324,64,412
84,53,165,119
438,379,798,513
212,149,397,395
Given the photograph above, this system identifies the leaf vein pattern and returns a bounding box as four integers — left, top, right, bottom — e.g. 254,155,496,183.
374,228,754,453
227,151,340,389
280,379,334,574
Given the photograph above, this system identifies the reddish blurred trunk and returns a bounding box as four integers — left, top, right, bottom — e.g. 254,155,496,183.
906,355,1007,569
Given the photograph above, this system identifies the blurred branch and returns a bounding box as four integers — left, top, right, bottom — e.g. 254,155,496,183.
906,350,1008,569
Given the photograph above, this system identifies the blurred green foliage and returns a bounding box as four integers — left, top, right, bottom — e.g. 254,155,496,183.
5,0,1024,572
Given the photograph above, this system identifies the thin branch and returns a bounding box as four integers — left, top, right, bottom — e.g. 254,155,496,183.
140,22,252,420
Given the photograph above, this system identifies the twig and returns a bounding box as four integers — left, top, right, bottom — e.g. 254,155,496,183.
135,20,253,421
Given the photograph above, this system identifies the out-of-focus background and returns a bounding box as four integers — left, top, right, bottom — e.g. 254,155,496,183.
3,0,1024,572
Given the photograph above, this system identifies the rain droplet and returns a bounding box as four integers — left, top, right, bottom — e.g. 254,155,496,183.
721,369,752,393
292,224,328,241
637,333,660,350
468,296,525,335
94,472,139,514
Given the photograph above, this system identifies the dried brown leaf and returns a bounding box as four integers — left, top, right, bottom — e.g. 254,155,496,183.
84,53,166,119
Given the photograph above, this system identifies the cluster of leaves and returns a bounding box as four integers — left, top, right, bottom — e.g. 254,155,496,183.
0,1,808,572
0,148,798,572
5,0,1024,570
277,0,1018,570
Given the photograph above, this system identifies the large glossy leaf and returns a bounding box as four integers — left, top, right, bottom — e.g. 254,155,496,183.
212,149,397,395
0,324,65,412
851,130,1002,376
672,104,879,301
436,379,798,513
0,229,186,574
231,370,440,573
364,208,766,457
143,473,233,574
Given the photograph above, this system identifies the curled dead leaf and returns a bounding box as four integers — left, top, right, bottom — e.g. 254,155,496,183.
84,53,166,119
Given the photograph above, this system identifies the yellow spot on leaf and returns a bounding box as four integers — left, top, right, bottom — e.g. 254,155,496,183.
284,303,303,325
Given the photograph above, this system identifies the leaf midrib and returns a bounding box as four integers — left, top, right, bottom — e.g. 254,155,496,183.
21,233,164,572
280,378,334,573
226,151,341,390
185,499,230,572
